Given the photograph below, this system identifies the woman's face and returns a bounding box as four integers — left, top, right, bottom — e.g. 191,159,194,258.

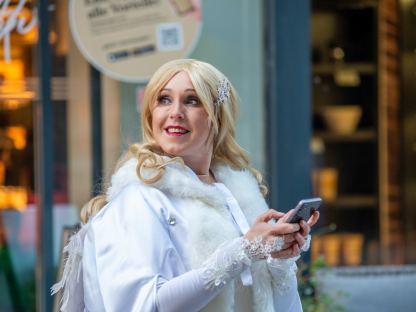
151,71,213,167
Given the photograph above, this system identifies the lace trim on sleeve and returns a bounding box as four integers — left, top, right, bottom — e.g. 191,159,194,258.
267,256,299,295
242,235,284,261
265,235,311,294
267,235,311,294
301,234,311,252
200,235,286,290
200,237,251,289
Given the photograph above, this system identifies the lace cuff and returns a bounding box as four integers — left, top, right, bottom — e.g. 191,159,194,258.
200,235,286,290
242,235,284,261
301,234,311,252
266,235,311,294
200,237,251,289
267,256,299,295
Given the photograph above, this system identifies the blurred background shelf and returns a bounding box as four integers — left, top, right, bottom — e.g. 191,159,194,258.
314,129,377,142
312,0,404,266
324,195,378,209
312,63,377,75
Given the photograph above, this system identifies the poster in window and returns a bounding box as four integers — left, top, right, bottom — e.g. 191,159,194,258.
69,0,202,82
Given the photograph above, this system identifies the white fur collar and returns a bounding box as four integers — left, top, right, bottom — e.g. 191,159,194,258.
107,157,268,223
107,158,226,208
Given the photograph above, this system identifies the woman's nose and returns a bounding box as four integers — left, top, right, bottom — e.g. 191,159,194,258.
169,100,185,119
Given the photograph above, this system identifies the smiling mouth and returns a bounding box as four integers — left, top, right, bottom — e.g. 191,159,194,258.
165,127,190,136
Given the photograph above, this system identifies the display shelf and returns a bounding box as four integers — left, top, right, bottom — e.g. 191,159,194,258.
324,195,378,209
312,63,377,75
311,0,381,265
313,129,377,142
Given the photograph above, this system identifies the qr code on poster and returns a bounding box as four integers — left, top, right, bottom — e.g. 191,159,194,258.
156,23,184,51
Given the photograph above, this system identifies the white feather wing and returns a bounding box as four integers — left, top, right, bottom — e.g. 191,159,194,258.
51,224,88,312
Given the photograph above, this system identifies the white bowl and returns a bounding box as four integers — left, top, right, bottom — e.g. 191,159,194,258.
322,105,362,135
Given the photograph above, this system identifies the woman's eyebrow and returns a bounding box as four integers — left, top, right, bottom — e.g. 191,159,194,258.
160,88,196,92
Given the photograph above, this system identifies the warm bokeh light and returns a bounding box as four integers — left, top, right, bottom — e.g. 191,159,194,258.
0,186,28,211
6,126,27,150
0,60,35,109
0,60,24,80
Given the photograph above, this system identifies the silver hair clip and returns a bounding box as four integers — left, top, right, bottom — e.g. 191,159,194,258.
214,79,231,107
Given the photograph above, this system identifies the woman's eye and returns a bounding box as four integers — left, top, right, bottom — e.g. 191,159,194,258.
157,96,171,105
186,96,200,106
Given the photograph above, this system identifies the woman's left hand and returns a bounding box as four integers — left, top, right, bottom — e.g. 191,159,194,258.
270,210,320,259
300,211,320,237
270,240,301,259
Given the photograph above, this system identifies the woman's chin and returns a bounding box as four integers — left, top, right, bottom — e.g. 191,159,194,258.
161,147,184,158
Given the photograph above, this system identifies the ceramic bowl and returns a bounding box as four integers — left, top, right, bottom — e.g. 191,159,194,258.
322,105,362,135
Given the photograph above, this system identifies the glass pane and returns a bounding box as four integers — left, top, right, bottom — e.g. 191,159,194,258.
311,5,379,267
0,0,38,310
0,1,95,310
401,0,416,264
311,0,413,267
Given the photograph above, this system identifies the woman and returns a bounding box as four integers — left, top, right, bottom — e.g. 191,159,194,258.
53,59,319,312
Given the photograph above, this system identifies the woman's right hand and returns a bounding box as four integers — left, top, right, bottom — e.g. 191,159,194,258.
244,209,300,251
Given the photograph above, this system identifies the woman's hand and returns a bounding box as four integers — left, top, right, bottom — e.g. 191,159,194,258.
270,210,321,259
299,210,320,236
244,209,300,242
243,209,300,260
243,209,321,260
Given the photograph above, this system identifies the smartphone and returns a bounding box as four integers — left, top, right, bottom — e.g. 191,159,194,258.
286,197,322,223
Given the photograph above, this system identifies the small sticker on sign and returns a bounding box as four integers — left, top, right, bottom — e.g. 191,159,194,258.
156,23,184,51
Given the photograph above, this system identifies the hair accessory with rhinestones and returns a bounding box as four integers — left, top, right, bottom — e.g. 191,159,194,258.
214,78,231,107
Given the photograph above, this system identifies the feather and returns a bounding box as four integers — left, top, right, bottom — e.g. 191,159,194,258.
51,224,89,312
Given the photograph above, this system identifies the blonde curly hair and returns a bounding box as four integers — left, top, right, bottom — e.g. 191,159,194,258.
81,59,267,223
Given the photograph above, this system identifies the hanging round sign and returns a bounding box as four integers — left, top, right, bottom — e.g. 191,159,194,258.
69,0,202,82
